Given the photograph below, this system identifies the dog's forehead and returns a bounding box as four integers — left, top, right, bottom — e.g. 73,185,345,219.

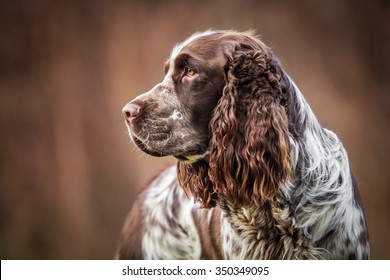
164,30,228,76
169,30,217,61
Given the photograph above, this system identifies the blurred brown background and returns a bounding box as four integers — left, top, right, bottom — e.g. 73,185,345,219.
0,0,389,259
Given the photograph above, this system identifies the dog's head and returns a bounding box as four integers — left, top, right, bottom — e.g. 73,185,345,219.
123,30,294,207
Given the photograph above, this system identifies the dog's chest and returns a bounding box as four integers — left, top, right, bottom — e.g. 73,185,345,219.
219,198,320,260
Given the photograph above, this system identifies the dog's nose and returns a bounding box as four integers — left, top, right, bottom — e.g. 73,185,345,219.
122,103,140,120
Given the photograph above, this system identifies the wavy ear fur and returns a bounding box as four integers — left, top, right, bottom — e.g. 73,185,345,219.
177,160,217,208
208,50,292,207
177,45,292,208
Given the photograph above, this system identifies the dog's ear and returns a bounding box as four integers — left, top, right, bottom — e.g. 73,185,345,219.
208,50,292,207
177,160,218,208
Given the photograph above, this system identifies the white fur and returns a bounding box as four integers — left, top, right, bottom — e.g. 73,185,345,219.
284,78,369,258
141,166,202,259
169,109,183,121
169,30,216,61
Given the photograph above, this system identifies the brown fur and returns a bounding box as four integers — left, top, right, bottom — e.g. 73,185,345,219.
116,195,145,259
178,36,292,208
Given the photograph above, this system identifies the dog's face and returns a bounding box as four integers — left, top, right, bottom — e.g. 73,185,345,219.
123,31,226,162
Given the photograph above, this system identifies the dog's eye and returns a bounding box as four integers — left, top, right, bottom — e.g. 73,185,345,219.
184,66,196,77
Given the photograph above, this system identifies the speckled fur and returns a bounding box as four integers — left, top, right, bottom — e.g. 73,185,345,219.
118,30,370,260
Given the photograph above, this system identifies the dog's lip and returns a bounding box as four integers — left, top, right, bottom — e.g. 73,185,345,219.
131,133,207,159
181,149,201,156
131,134,165,157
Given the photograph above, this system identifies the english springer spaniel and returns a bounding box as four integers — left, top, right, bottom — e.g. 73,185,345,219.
118,30,369,259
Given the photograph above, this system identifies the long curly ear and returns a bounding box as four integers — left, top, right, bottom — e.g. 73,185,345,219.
208,50,292,207
177,160,217,208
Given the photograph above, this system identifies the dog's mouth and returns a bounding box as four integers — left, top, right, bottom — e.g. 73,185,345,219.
131,135,165,157
129,128,208,162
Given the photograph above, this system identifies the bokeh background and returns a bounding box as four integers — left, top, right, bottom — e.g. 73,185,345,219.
0,0,389,259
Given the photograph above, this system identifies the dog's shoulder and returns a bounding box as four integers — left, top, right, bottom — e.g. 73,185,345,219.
116,165,205,259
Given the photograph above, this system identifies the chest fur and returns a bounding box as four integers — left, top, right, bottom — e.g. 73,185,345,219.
219,198,322,259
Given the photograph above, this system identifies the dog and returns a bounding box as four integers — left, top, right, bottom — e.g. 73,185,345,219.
117,30,370,259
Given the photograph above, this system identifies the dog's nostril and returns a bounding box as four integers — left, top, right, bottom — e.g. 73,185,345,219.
122,103,141,119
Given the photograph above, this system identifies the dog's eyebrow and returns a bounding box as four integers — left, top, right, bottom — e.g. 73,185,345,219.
174,53,192,68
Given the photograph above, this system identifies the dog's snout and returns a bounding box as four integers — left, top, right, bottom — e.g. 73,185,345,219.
122,103,141,121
